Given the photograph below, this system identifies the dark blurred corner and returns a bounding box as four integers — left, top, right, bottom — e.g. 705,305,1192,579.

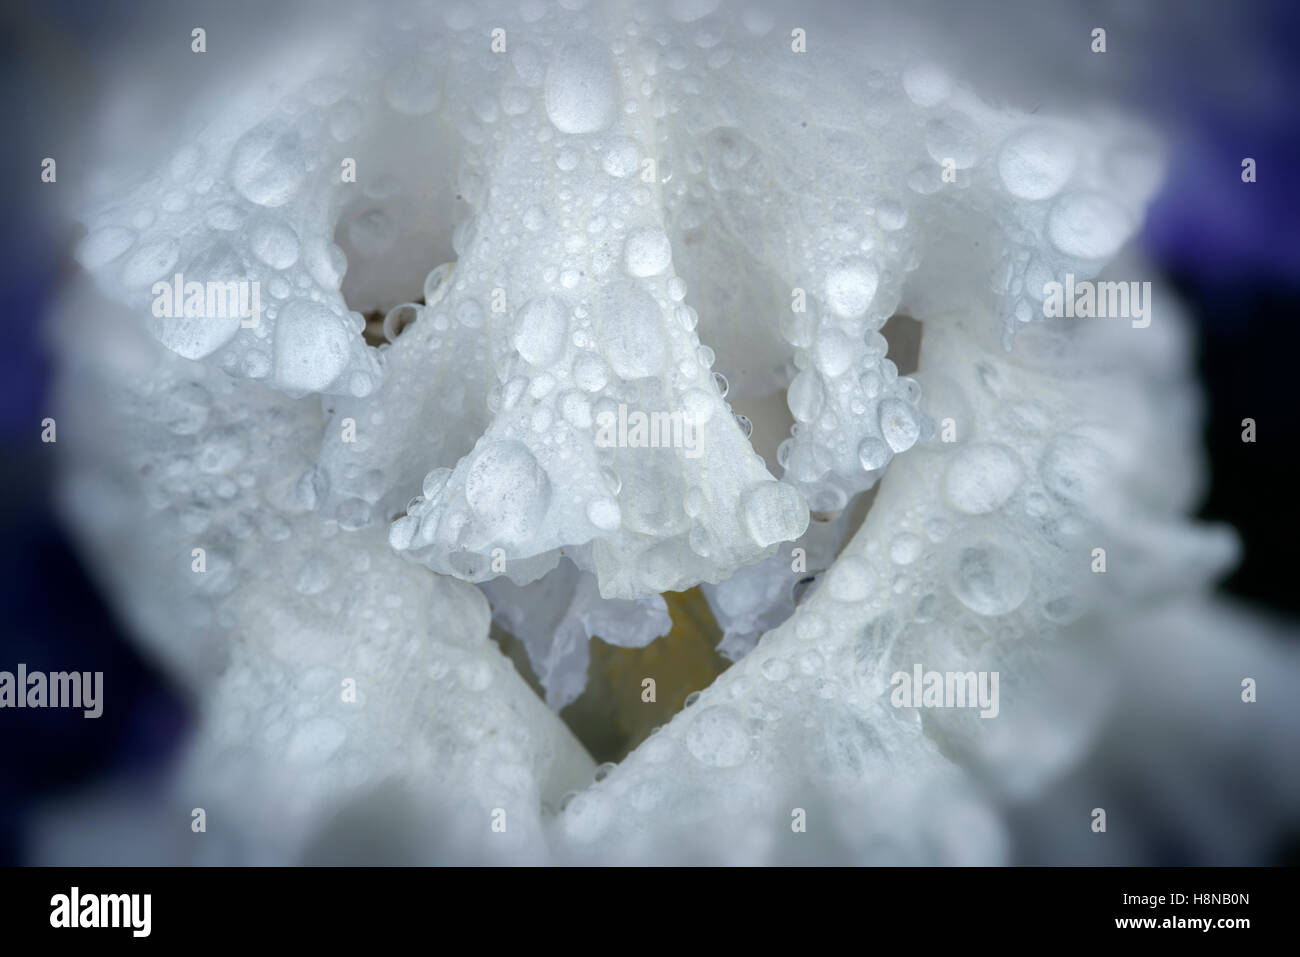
0,0,193,865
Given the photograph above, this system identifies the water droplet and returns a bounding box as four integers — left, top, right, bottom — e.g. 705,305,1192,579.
948,543,1030,616
902,62,952,107
740,481,808,547
943,443,1024,514
824,259,879,318
456,299,485,329
685,705,748,767
250,220,300,269
272,299,351,392
595,281,667,379
788,369,823,422
1040,432,1112,503
890,533,923,565
586,496,621,530
76,226,135,268
230,126,305,207
623,226,673,277
876,200,908,230
998,126,1076,200
573,353,610,392
602,137,640,177
878,399,920,453
813,329,854,378
382,303,421,342
465,441,551,545
544,41,618,134
336,497,371,530
1047,191,1131,260
512,296,569,365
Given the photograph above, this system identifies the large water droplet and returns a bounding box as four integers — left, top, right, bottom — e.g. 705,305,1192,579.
595,281,668,379
948,543,1030,616
544,41,618,134
465,440,551,545
1039,432,1112,503
943,443,1024,514
878,399,920,453
230,126,305,208
902,62,952,107
824,259,879,318
858,436,891,471
623,227,673,277
788,369,824,422
1047,191,1131,260
740,481,809,547
250,220,300,269
272,300,351,392
512,296,569,365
